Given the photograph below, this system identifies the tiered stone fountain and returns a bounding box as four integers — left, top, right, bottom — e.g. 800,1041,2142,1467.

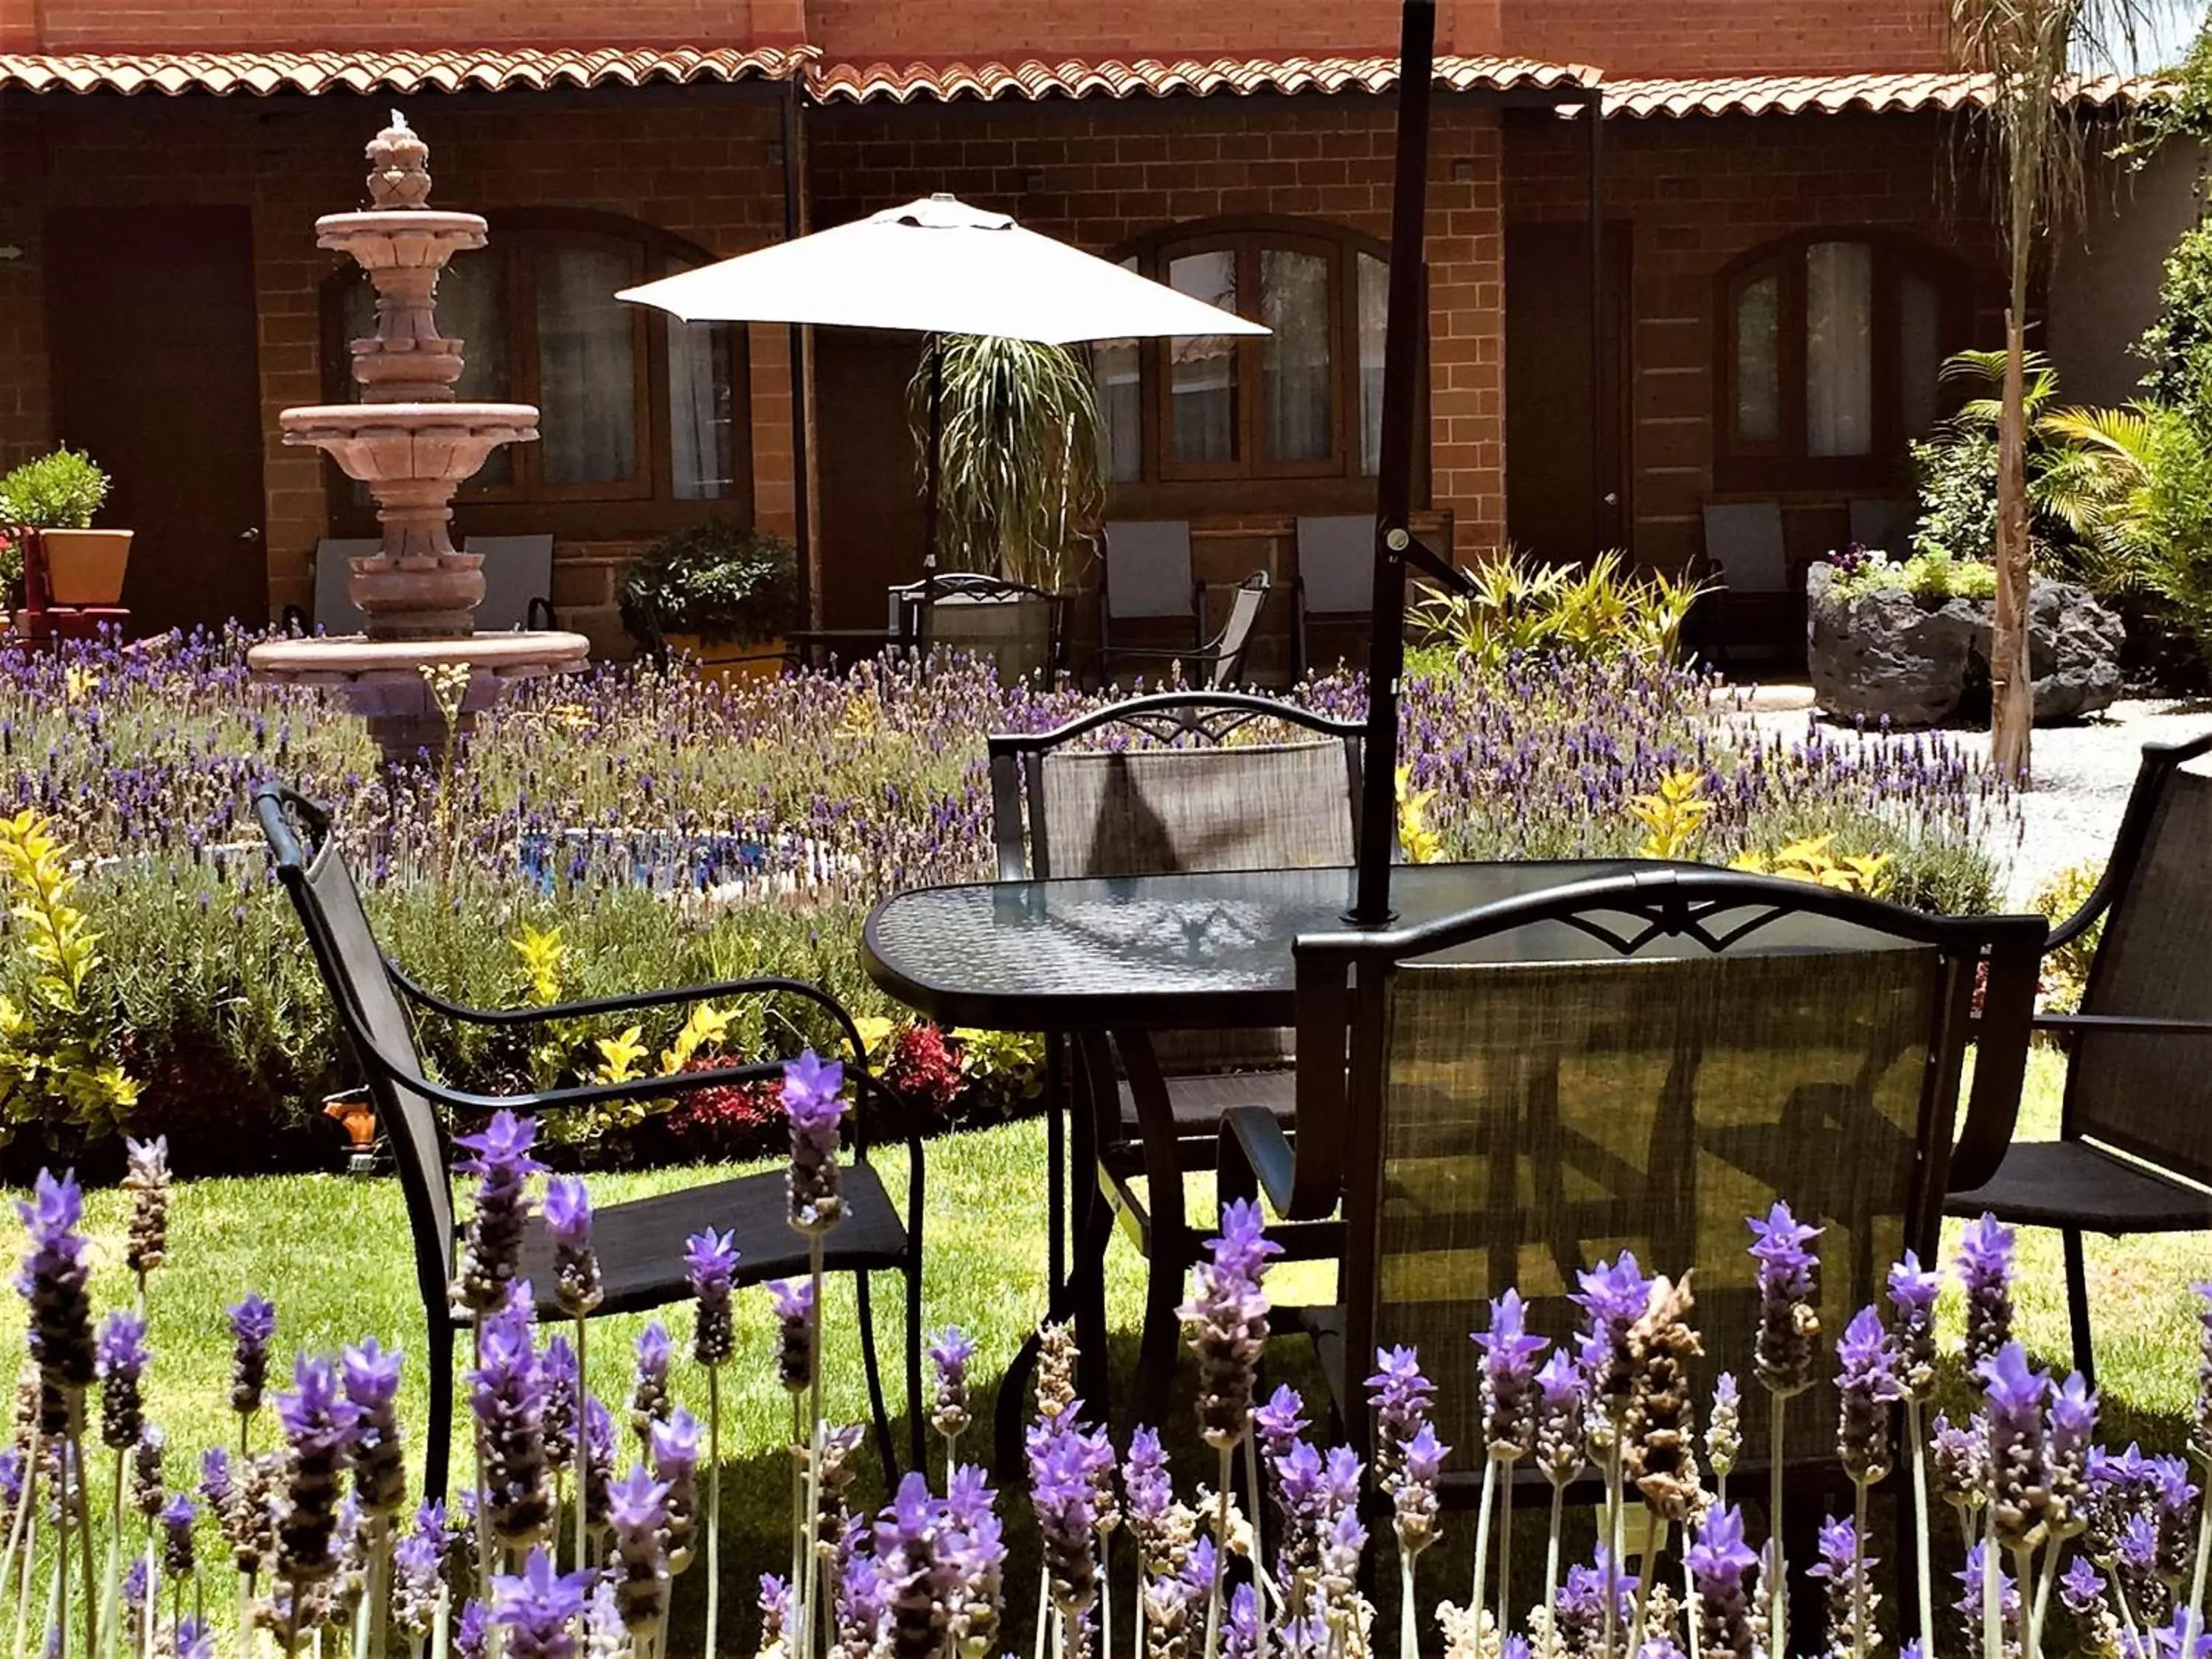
248,115,589,756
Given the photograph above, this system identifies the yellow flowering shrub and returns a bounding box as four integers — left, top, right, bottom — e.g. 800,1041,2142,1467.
1629,770,1712,860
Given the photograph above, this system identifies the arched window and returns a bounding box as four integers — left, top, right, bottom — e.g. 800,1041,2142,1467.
1718,231,1966,489
321,211,750,535
1093,219,1394,493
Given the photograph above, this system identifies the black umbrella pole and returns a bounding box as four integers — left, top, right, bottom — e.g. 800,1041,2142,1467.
1350,0,1436,928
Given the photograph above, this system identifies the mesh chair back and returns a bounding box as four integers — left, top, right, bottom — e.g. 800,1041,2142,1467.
1701,503,1790,594
1105,521,1197,620
2071,765,2212,1183
257,791,456,1311
1037,738,1354,1070
1297,516,1374,616
1369,947,1940,1472
917,582,1058,685
465,535,555,632
1204,575,1271,689
312,539,380,634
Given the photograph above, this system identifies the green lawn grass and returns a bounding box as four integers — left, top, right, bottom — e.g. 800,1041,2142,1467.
2,1046,2205,1652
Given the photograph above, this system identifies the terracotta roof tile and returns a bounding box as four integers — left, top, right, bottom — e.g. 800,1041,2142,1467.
807,53,1594,104
0,46,810,98
1599,71,2161,119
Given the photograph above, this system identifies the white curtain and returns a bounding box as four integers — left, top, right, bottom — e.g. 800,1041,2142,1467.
667,314,734,500
1358,252,1388,476
1168,250,1238,465
1899,273,1941,441
535,246,639,484
1262,248,1332,463
1734,274,1781,445
1091,338,1143,481
1805,240,1873,457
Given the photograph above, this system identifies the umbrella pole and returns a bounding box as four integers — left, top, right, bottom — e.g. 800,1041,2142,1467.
1350,0,1436,928
923,331,944,573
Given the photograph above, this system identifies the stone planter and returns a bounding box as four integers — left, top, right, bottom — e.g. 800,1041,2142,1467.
1806,562,2124,728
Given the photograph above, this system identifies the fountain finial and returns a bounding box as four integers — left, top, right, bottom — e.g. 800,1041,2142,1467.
366,111,432,210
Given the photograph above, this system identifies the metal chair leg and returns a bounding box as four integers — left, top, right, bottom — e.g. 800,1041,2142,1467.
906,1254,927,1477
2064,1228,2096,1391
424,1315,456,1500
855,1270,899,1481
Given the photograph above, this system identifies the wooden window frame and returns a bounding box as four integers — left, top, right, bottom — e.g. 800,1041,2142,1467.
319,208,753,541
1714,229,1969,495
1102,215,1418,515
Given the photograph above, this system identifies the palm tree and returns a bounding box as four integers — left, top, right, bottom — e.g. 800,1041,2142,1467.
1947,0,2145,785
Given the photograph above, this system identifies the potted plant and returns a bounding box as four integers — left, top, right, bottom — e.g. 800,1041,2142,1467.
618,521,801,684
0,447,131,607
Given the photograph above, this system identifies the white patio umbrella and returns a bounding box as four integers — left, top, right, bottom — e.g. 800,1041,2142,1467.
618,193,1266,572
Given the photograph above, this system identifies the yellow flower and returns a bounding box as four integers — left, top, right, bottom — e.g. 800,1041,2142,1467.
1627,770,1711,861
594,1026,647,1084
1396,765,1444,866
63,666,95,703
509,923,567,1006
854,1016,897,1057
660,1002,732,1075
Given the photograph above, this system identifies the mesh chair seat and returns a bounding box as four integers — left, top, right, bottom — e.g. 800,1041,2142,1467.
1949,1138,2212,1233
521,1161,911,1321
1116,1068,1296,1135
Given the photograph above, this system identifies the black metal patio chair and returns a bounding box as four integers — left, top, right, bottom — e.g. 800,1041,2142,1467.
1947,728,2212,1388
989,689,1363,1427
1221,870,2042,1502
1105,570,1273,689
254,782,927,1495
905,571,1069,686
1294,515,1374,677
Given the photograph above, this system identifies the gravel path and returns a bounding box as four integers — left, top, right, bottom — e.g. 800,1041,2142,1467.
1747,694,2212,905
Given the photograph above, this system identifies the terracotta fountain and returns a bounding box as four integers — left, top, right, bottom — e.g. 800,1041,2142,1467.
248,115,589,754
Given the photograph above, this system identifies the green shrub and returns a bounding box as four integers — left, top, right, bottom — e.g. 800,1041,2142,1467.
1827,550,1997,602
0,446,109,530
1408,548,1704,670
618,521,801,647
1910,430,2000,563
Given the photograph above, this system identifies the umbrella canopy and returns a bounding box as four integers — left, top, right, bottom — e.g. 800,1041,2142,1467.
616,194,1267,344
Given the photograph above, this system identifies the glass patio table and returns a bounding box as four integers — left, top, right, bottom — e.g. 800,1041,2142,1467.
860,858,1889,1447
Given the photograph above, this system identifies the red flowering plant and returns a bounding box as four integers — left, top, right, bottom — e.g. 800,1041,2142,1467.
661,1060,784,1161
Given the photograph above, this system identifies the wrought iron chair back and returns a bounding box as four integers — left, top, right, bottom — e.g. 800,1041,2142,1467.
1280,870,2042,1484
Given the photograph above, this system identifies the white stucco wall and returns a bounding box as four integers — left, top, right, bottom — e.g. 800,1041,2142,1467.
2048,139,2205,408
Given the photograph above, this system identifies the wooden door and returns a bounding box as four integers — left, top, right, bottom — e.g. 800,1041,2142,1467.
813,329,927,630
1505,220,1632,563
44,206,268,635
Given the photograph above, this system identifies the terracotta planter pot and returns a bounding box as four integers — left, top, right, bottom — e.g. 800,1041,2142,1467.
41,529,133,606
664,632,787,687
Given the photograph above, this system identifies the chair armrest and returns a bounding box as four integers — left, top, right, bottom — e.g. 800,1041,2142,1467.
391,964,861,1037
1220,1105,1298,1217
2034,1011,2212,1038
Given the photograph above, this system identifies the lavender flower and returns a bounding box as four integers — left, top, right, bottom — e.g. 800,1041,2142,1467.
1625,1273,1703,1519
2048,1370,2097,1538
1955,1543,2020,1659
1472,1290,1548,1458
1254,1384,1307,1461
489,1545,594,1659
273,1354,361,1593
1886,1251,1941,1401
122,1136,170,1281
1573,1251,1652,1400
1123,1425,1175,1573
456,1599,491,1659
607,1464,672,1632
1222,1584,1260,1659
1706,1371,1742,1482
929,1326,975,1444
1809,1514,1879,1659
768,1278,814,1393
1957,1214,2016,1372
15,1170,94,1427
631,1320,672,1433
175,1617,212,1659
198,1446,232,1514
1747,1201,1822,1397
391,1500,450,1639
1394,1421,1448,1557
1366,1344,1438,1475
160,1492,197,1579
341,1336,405,1516
543,1176,602,1319
1027,1421,1104,1621
540,1334,577,1470
1178,1198,1279,1447
1686,1505,1761,1659
1537,1348,1590,1486
650,1408,701,1572
1979,1343,2051,1551
943,1481,1005,1659
1558,1549,1641,1656
759,1574,793,1652
452,1110,545,1315
876,1471,959,1659
582,1395,615,1532
96,1309,147,1450
229,1292,276,1419
2061,1557,2107,1617
685,1229,738,1368
1933,1411,1989,1517
470,1298,554,1545
784,1049,847,1232
1836,1304,1901,1485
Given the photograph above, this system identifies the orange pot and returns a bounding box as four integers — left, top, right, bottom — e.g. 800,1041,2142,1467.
665,633,788,687
41,529,133,606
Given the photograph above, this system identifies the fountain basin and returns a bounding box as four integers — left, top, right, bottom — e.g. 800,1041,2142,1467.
282,403,540,483
315,209,487,269
248,630,592,759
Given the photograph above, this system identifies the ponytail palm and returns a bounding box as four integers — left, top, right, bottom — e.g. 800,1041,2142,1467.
908,334,1107,591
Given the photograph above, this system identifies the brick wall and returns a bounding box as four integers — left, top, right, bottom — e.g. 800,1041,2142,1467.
810,96,1505,562
0,93,790,648
12,1,755,50
1505,0,1950,76
1503,109,2002,574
